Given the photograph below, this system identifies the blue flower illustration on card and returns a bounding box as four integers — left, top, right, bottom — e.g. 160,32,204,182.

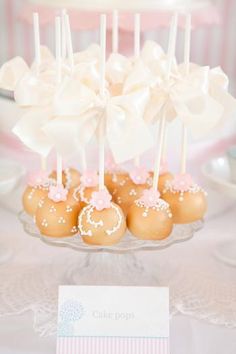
58,299,85,337
59,299,85,322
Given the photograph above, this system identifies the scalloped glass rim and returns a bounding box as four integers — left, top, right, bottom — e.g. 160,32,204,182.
19,211,203,253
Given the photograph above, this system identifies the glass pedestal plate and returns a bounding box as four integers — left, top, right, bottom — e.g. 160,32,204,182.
19,211,203,286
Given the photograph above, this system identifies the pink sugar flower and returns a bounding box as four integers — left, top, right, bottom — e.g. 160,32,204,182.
48,184,68,202
172,173,193,192
80,170,98,187
28,170,48,187
138,188,160,207
90,189,112,211
129,167,149,185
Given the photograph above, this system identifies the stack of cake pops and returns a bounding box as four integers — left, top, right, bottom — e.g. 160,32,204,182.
0,10,235,246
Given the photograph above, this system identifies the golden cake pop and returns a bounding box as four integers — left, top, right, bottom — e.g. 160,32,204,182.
113,167,151,215
22,171,51,216
148,159,173,194
127,188,173,240
49,167,81,189
162,174,207,224
78,189,126,246
104,171,130,196
35,186,81,238
149,171,174,194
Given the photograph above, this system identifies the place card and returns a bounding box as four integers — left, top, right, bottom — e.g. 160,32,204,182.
57,286,169,354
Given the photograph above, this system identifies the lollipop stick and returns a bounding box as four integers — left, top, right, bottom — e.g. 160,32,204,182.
98,14,106,191
112,9,118,53
153,13,178,190
41,157,47,172
134,13,141,168
61,9,67,60
152,113,166,190
65,14,74,72
55,16,63,185
33,13,41,74
180,13,191,175
33,13,47,172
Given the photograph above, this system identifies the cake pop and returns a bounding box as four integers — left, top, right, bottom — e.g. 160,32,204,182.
78,188,126,245
49,167,81,189
113,166,151,215
78,15,126,246
75,170,99,208
127,188,173,240
162,173,207,224
35,17,82,238
22,171,51,216
149,159,173,194
35,184,81,237
104,154,130,196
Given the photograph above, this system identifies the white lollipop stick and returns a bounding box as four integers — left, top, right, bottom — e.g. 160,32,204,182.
152,13,178,191
33,13,41,74
65,14,74,72
40,157,47,172
80,149,87,172
180,13,191,175
33,13,48,172
134,13,140,59
98,14,106,191
64,13,87,172
55,16,63,185
112,9,119,53
61,9,67,60
134,13,141,167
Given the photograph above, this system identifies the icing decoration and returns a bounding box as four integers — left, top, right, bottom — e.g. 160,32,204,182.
129,167,149,185
48,184,68,202
171,173,193,192
80,170,98,187
27,170,48,187
78,203,123,237
138,188,160,208
163,179,207,202
135,198,172,216
90,189,112,211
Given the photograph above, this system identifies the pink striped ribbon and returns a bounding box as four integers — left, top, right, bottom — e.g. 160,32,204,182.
57,337,169,354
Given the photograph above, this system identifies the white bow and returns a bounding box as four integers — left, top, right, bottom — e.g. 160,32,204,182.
43,76,154,163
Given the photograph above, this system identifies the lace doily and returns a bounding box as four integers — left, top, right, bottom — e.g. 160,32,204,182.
0,243,236,336
0,199,236,337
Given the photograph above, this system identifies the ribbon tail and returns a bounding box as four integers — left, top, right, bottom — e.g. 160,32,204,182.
12,107,53,157
43,111,98,157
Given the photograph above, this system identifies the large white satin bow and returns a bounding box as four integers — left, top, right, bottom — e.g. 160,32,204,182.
0,46,60,107
13,106,53,156
144,64,224,138
176,63,236,137
72,44,101,92
43,76,154,163
141,40,178,83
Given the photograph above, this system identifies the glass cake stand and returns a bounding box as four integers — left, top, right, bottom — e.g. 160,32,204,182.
19,211,203,285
